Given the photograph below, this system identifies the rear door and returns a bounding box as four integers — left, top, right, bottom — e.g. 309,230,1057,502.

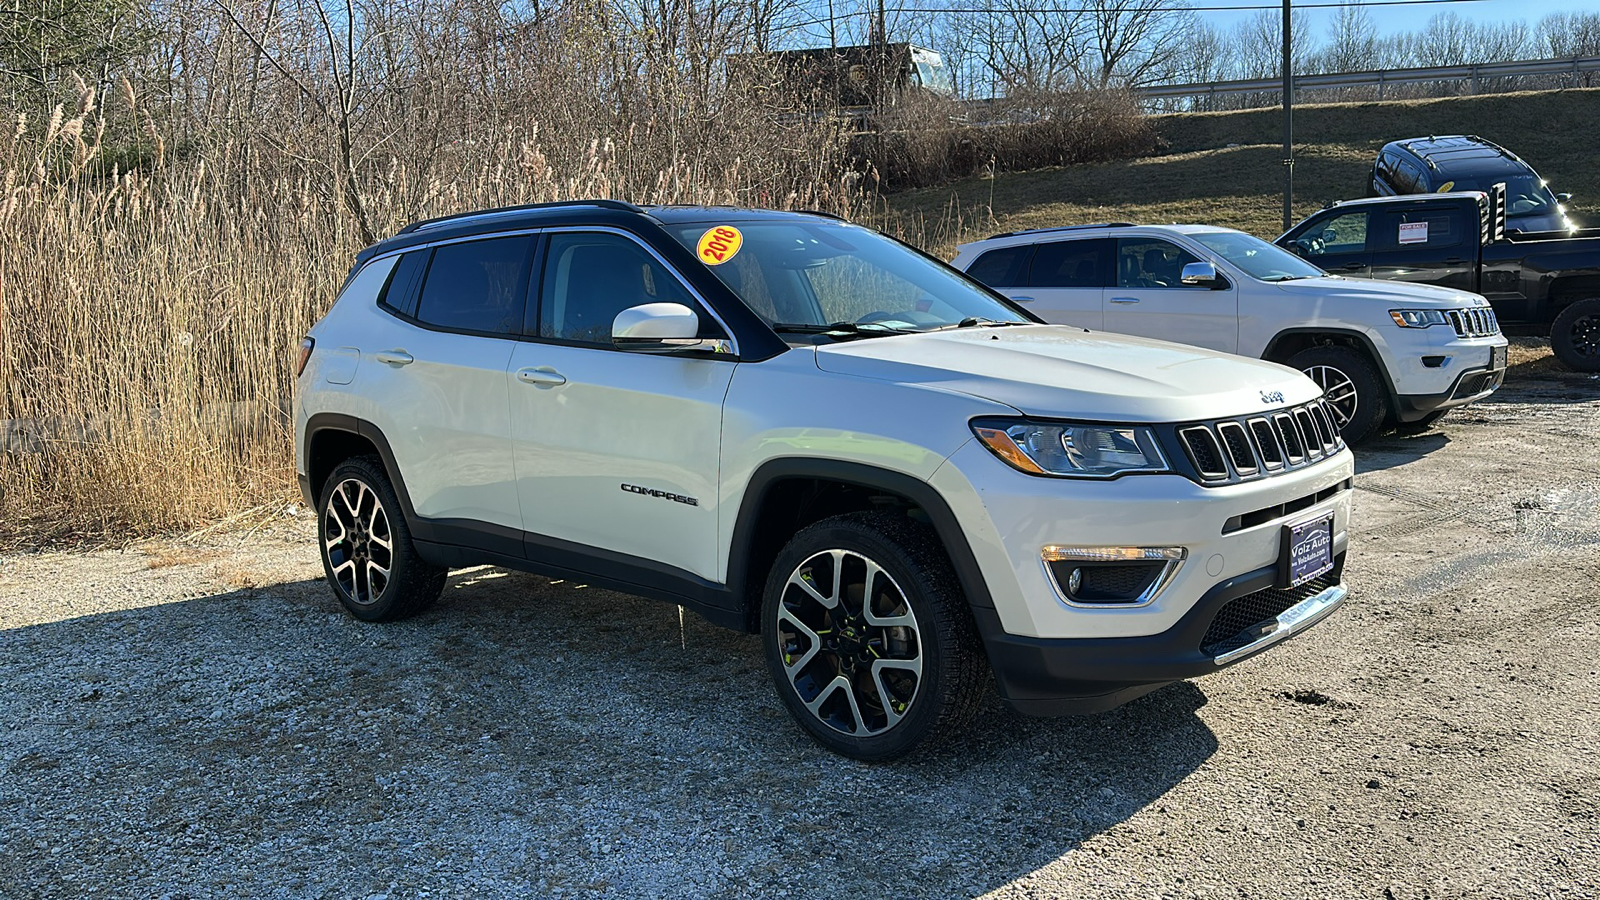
1101,237,1239,353
359,235,531,546
1369,205,1477,292
1016,238,1111,329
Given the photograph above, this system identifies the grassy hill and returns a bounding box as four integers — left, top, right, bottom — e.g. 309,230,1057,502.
888,89,1600,252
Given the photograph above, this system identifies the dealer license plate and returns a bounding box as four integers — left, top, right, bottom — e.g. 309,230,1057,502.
1491,344,1508,372
1281,512,1335,588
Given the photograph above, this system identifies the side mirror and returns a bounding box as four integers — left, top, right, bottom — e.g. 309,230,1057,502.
1180,261,1220,287
612,303,715,353
1556,192,1572,204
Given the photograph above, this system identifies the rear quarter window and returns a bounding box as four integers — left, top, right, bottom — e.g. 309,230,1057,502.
965,245,1033,287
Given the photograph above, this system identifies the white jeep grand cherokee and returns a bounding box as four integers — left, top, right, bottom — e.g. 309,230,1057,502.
952,223,1509,442
295,202,1354,760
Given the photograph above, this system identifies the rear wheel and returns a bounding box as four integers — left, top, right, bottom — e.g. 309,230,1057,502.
1289,345,1388,444
761,512,986,761
1550,297,1600,372
319,456,447,621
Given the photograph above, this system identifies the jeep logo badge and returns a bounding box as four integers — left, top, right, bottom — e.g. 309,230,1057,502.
1261,390,1285,404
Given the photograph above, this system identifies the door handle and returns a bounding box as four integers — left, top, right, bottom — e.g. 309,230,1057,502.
1442,257,1465,264
516,366,567,387
1341,263,1366,270
374,349,414,366
1009,295,1035,303
1109,296,1141,304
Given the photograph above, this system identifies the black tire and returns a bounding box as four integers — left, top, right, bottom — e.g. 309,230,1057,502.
318,456,447,622
760,512,987,761
1289,345,1388,444
1550,297,1600,373
1395,409,1449,434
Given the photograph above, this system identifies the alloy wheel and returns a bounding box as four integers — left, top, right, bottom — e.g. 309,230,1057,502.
323,478,394,606
1303,364,1358,429
1572,312,1600,358
774,549,923,737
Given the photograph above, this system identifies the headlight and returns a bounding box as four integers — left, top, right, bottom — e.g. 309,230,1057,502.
1389,309,1449,328
971,419,1169,478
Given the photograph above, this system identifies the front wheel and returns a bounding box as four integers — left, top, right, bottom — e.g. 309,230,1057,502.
1289,345,1388,444
761,512,986,761
1550,297,1600,372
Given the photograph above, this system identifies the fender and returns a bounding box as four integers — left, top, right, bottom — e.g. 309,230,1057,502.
1262,327,1400,405
727,458,998,630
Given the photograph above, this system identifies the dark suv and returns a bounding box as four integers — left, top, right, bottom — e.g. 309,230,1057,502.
1371,136,1574,234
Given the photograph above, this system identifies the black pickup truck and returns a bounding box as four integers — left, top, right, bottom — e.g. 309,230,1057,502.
1278,191,1600,371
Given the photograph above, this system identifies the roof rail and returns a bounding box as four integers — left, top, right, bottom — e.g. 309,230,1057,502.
400,199,644,234
985,222,1136,240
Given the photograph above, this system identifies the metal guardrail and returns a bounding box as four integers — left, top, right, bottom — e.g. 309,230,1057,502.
1135,55,1600,102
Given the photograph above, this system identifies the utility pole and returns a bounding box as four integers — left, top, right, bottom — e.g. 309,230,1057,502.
1282,0,1294,232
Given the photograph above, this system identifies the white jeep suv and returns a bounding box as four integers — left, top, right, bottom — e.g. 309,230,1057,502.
952,223,1509,442
296,202,1354,759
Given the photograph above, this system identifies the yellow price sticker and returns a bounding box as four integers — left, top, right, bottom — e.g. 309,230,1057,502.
697,226,743,266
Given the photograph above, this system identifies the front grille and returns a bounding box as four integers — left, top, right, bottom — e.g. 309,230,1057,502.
1175,399,1343,486
1201,575,1337,657
1448,307,1500,338
1221,479,1352,534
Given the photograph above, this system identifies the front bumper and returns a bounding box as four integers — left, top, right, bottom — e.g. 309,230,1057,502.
976,550,1347,715
1394,353,1508,421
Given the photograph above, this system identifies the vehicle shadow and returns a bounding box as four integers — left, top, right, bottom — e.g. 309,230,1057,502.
0,568,1218,897
1354,430,1449,474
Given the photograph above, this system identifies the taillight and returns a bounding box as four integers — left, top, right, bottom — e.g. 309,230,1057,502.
295,336,315,377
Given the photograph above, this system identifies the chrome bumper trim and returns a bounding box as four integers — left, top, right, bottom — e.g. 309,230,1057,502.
1212,582,1347,666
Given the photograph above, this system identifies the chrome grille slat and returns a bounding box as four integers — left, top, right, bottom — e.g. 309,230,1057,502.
1449,306,1501,338
1178,399,1345,486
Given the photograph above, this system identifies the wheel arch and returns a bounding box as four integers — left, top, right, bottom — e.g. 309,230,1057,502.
727,459,996,634
303,413,418,520
1262,328,1399,405
1549,275,1600,308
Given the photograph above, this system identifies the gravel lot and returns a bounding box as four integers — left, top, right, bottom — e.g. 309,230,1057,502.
3,346,1598,899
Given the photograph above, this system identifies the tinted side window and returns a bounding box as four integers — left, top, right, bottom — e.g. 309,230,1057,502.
1028,239,1109,288
541,233,698,345
1115,239,1201,289
966,245,1034,287
378,250,429,318
1394,159,1426,193
1381,209,1463,250
414,236,534,334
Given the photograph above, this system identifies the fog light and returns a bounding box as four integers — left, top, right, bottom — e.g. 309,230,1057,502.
1042,546,1187,607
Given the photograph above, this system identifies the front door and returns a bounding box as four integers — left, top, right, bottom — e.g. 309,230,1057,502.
508,230,734,582
1101,237,1239,353
1297,210,1374,277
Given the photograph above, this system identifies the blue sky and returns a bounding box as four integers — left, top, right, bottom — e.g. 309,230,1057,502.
1195,0,1590,37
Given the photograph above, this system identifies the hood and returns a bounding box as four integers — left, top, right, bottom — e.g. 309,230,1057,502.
813,325,1322,423
1278,275,1487,307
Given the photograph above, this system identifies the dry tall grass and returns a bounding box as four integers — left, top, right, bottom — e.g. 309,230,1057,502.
0,78,881,545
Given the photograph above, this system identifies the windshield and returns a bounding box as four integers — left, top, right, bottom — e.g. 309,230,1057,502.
668,220,1031,334
1446,174,1559,216
1191,231,1326,282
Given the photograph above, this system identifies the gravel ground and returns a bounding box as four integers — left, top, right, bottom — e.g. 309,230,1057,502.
3,352,1598,899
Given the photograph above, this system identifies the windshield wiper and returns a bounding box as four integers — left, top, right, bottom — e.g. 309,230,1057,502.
948,317,1030,329
1265,274,1314,282
771,321,918,336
